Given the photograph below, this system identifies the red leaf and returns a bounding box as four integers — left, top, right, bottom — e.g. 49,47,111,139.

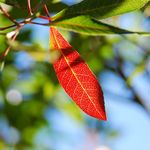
50,27,106,120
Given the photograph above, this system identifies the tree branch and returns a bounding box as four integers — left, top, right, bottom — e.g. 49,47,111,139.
0,5,19,26
115,55,150,115
27,0,33,16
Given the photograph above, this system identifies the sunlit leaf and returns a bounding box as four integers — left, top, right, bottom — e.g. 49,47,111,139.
52,15,150,35
52,0,149,21
50,27,106,120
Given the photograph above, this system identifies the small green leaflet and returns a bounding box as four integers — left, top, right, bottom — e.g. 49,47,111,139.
52,15,150,36
52,0,150,21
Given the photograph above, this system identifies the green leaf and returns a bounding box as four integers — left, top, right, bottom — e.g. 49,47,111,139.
52,15,150,35
52,0,150,21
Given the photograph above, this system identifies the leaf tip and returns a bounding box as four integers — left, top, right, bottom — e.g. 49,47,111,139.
95,109,107,121
101,112,107,121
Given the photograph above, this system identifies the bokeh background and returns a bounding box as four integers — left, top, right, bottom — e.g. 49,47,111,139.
0,0,150,150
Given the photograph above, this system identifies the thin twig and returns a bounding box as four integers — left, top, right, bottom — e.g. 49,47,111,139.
41,0,52,22
0,24,17,31
43,4,50,17
30,21,49,26
27,0,33,16
39,15,50,20
0,1,51,62
0,26,23,61
0,32,18,60
0,5,19,26
115,54,150,115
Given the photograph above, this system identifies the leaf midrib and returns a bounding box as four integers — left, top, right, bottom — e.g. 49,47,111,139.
52,28,103,118
53,21,111,31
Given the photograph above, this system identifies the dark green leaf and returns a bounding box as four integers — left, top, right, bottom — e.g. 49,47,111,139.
52,0,150,21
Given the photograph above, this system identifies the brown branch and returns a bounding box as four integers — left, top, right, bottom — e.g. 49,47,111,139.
0,32,18,61
41,0,52,22
0,5,19,26
39,15,50,20
27,0,33,16
43,4,50,17
0,26,23,61
0,24,17,31
0,2,52,62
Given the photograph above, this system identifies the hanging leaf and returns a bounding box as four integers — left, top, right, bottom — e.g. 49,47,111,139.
52,15,150,36
52,0,149,21
50,27,106,120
